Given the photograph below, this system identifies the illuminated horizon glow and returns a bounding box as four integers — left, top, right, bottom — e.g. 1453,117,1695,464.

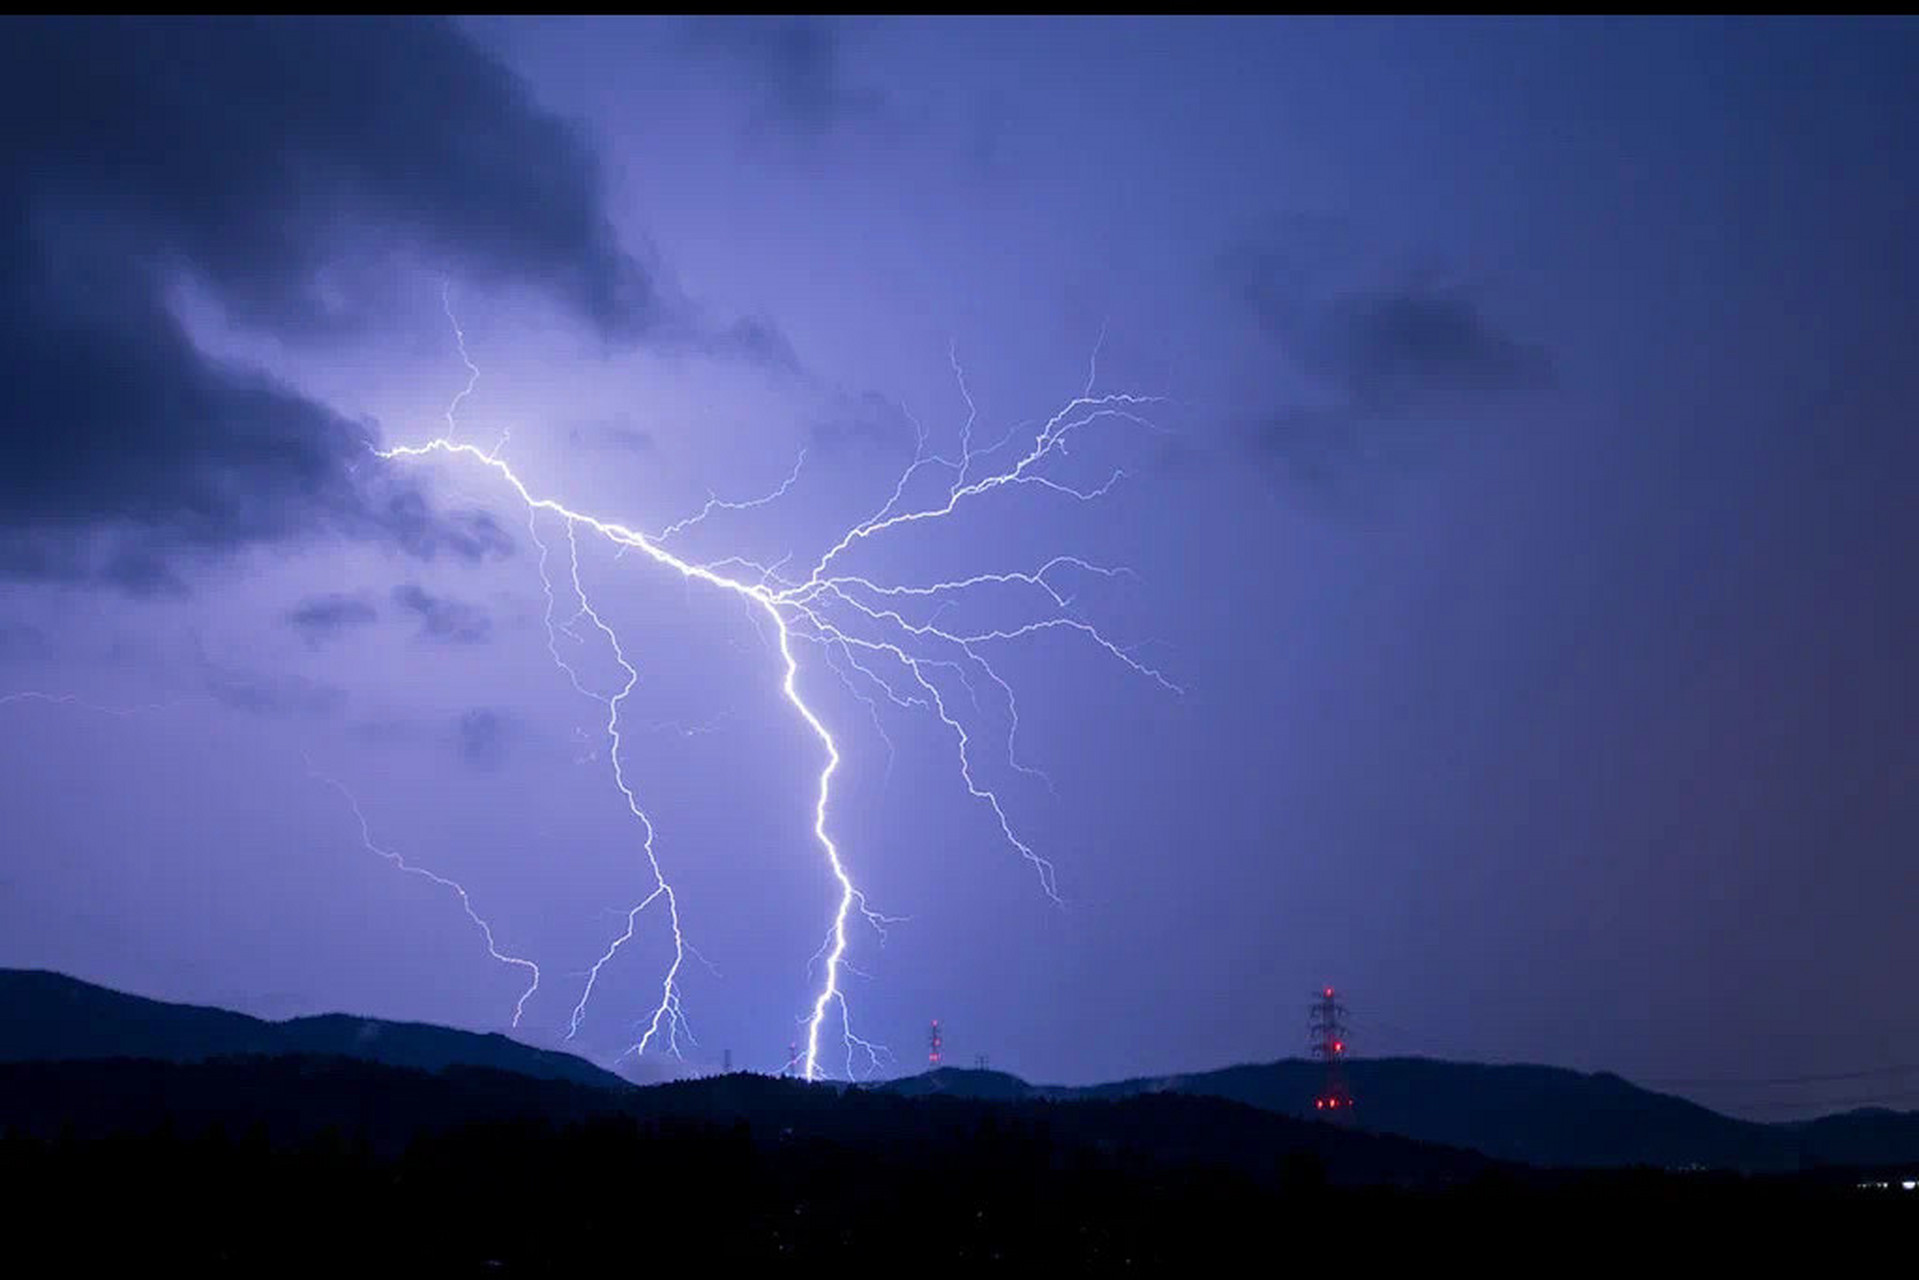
372,340,1179,1082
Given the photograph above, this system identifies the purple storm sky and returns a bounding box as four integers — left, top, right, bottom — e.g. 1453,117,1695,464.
1,17,1914,1117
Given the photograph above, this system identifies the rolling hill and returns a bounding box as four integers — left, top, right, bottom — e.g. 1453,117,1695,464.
0,968,627,1090
878,1060,1919,1172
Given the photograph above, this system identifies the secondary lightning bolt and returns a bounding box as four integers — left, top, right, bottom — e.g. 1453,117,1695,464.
0,691,192,717
307,759,541,1027
0,691,542,1027
441,279,480,445
650,447,808,544
381,326,1175,1081
556,512,693,1061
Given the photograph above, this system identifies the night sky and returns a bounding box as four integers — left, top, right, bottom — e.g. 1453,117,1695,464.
1,17,1913,1119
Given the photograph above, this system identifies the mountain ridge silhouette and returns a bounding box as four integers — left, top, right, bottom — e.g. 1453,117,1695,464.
0,967,625,1089
7,969,1917,1172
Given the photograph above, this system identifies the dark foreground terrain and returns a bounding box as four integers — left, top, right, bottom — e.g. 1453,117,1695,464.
3,1055,1916,1271
5,972,1917,1268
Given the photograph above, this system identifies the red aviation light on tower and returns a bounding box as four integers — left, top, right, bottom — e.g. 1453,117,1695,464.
928,1019,943,1067
1310,985,1354,1118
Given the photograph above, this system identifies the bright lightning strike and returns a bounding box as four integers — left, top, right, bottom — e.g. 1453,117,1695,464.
379,323,1177,1082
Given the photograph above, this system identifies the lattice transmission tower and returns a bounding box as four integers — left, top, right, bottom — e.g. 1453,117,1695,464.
1310,986,1353,1116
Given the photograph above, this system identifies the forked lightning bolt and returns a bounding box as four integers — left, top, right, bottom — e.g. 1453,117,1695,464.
376,320,1179,1082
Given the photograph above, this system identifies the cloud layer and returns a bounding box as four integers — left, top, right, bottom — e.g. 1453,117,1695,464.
0,17,784,589
1226,227,1554,498
392,585,493,646
286,594,381,647
689,17,893,144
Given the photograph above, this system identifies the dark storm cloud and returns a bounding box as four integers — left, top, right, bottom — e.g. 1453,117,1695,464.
1225,231,1554,493
716,314,804,372
690,17,893,142
1312,288,1555,409
454,707,513,770
375,493,517,564
0,17,786,588
286,595,380,647
392,585,493,646
1229,235,1554,409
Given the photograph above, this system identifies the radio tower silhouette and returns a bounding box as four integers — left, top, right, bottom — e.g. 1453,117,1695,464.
1310,986,1353,1116
928,1019,943,1068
